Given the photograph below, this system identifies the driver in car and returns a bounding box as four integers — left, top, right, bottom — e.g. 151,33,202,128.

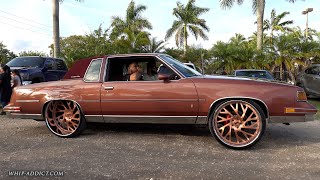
123,62,143,81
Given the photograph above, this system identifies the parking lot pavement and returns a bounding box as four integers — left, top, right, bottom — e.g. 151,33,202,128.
0,117,320,180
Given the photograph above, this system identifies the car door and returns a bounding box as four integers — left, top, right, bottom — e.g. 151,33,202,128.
304,66,319,94
308,66,320,95
100,56,199,124
55,59,68,79
43,58,59,81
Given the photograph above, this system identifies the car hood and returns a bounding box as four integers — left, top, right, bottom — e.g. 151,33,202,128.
192,75,295,87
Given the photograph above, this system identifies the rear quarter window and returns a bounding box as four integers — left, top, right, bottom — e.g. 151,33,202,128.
84,59,102,82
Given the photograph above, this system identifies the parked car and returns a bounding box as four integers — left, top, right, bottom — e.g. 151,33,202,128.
296,64,320,97
6,56,68,85
4,54,317,149
184,62,196,70
234,69,275,80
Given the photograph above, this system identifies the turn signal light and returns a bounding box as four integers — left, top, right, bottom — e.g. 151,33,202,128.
285,108,295,113
297,91,307,101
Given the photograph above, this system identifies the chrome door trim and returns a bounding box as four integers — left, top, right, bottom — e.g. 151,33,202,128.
16,100,40,103
101,99,199,102
102,115,197,124
85,115,104,123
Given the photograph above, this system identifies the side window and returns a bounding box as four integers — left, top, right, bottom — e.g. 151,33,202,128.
158,64,180,80
44,59,55,70
56,59,67,70
84,59,102,82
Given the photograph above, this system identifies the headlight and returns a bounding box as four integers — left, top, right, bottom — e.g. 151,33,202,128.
297,91,307,101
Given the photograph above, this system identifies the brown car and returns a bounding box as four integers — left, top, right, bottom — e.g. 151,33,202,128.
4,54,318,149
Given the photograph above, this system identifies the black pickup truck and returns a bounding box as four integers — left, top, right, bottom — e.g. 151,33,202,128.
6,56,68,85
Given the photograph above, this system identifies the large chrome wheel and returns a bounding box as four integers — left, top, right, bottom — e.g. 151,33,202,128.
209,100,266,149
45,101,86,137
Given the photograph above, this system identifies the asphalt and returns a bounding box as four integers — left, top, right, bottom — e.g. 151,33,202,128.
0,116,320,180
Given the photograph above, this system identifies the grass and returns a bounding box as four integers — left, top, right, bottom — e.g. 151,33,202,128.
308,98,320,120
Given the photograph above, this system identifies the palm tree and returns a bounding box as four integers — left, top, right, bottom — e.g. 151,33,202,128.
144,37,167,53
52,0,82,58
110,1,152,40
219,0,299,50
165,0,209,55
263,9,293,44
114,28,150,53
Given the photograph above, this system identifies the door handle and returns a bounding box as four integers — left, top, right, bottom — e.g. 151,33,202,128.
104,86,114,90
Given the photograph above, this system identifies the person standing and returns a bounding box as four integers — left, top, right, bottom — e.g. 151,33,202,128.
0,64,12,115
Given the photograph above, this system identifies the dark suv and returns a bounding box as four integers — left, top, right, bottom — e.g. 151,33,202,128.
7,56,68,85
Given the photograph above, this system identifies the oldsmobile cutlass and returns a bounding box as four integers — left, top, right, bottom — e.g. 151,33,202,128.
4,54,318,149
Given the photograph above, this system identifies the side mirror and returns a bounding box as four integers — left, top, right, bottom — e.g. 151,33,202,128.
158,74,170,82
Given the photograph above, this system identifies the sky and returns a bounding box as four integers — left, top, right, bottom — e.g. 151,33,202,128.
0,0,319,55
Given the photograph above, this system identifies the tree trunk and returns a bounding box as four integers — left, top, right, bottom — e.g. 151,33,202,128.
52,0,60,58
256,0,265,50
183,24,187,56
279,63,283,81
288,70,296,84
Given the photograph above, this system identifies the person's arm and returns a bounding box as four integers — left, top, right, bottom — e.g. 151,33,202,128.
130,72,142,81
12,77,18,88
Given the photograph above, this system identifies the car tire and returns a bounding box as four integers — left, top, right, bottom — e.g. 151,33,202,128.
209,99,266,149
45,100,86,137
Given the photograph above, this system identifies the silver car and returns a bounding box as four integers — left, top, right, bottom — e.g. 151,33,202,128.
296,64,320,97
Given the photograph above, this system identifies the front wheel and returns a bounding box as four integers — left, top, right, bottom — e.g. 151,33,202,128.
45,100,86,137
209,100,266,149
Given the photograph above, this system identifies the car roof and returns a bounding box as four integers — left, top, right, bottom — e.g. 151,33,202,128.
16,56,64,60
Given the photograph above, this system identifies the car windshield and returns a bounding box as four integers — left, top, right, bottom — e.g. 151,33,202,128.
7,57,45,68
159,55,202,77
236,71,274,80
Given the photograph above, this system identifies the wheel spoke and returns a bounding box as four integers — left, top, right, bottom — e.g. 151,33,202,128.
45,101,82,136
213,101,262,147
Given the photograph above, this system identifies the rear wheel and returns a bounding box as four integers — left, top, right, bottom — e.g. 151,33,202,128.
209,100,266,149
45,100,86,137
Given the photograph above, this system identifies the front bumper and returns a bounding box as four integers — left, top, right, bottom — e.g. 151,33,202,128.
269,114,316,123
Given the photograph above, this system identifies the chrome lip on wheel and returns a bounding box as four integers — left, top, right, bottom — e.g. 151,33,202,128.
45,101,81,137
213,101,262,148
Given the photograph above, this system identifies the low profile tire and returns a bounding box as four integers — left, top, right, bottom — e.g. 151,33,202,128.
209,100,266,149
45,101,86,137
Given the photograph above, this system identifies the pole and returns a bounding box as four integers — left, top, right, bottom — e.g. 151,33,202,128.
306,12,308,40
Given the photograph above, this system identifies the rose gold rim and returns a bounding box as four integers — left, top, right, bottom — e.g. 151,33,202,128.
214,101,261,147
46,101,81,136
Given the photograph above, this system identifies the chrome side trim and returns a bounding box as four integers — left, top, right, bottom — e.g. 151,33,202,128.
101,99,198,102
7,113,43,120
16,100,40,103
269,115,316,123
85,115,104,123
195,116,207,124
78,100,100,103
103,115,196,124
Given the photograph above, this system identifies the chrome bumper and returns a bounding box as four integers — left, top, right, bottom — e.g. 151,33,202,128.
268,114,316,123
6,112,43,120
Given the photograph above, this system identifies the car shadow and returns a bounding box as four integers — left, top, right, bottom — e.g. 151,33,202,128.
83,123,212,137
81,122,320,150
